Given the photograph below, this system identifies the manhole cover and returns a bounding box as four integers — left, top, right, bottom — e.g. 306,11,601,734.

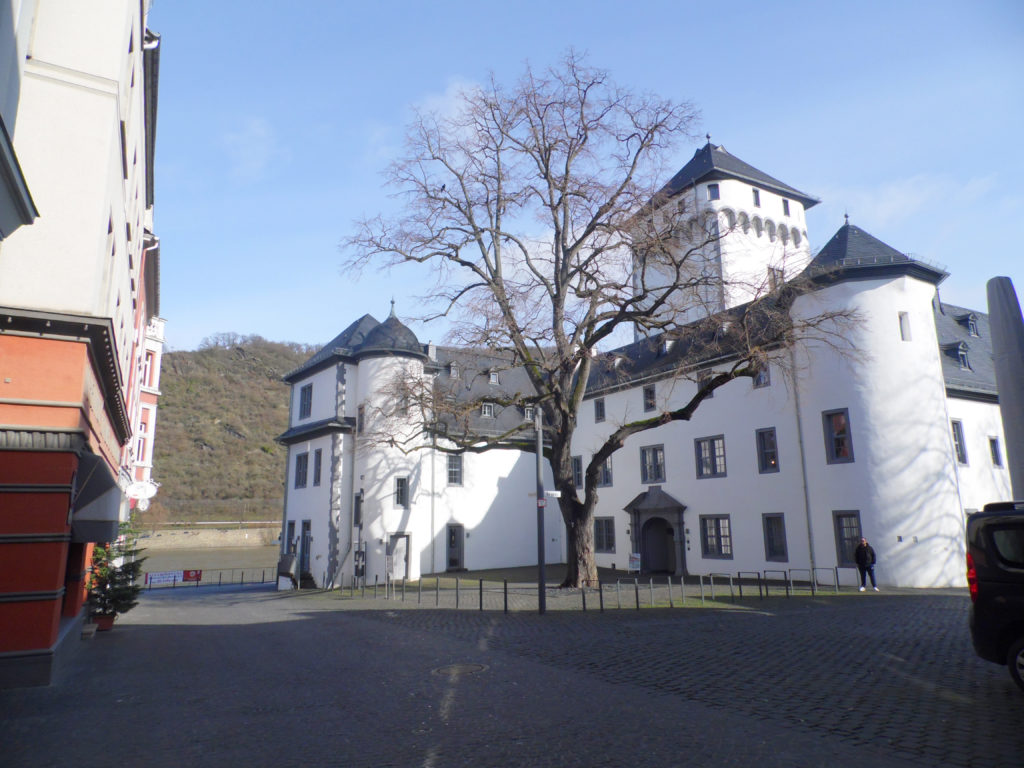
432,663,487,677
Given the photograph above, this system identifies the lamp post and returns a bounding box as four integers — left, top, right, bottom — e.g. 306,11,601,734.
535,406,546,614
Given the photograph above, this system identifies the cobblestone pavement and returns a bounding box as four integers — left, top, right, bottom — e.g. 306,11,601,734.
1,586,1020,767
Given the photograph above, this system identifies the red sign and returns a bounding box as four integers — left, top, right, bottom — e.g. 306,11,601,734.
182,570,202,582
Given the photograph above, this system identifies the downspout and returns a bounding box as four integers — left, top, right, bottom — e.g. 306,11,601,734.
331,363,354,589
789,344,816,574
277,381,295,581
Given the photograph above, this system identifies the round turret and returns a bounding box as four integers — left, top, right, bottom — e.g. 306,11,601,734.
355,306,426,361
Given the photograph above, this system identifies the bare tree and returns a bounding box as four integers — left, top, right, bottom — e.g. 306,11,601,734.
345,53,852,587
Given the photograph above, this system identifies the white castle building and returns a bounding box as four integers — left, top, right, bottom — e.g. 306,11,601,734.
277,144,1011,590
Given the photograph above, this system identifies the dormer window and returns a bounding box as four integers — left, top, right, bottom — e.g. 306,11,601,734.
481,402,495,418
752,188,760,207
659,338,674,356
706,183,720,201
524,406,535,422
957,312,981,337
449,363,459,378
489,371,499,385
943,341,972,370
958,348,971,370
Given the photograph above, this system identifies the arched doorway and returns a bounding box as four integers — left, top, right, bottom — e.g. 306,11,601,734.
641,517,676,574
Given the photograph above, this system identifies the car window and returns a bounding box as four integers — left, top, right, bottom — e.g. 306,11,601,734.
992,526,1024,567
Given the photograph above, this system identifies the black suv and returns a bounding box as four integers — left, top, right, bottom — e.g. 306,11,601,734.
967,501,1024,691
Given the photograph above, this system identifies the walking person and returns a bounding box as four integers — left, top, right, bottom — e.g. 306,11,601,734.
854,537,878,591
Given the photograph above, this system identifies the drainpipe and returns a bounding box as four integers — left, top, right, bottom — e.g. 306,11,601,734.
789,345,816,574
277,383,296,583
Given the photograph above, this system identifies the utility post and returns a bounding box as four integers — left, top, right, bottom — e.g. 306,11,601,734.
535,406,546,614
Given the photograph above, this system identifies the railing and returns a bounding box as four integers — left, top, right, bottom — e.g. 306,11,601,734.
320,567,860,612
143,567,277,590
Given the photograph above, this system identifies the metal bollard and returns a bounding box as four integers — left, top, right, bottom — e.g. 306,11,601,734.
479,579,484,611
582,587,587,612
599,582,604,613
402,578,406,602
668,576,674,608
374,574,378,599
699,575,705,605
634,578,640,610
456,577,460,609
504,579,508,614
418,578,422,605
436,576,440,607
649,578,655,607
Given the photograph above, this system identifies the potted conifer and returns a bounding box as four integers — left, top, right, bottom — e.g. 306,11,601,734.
88,518,146,630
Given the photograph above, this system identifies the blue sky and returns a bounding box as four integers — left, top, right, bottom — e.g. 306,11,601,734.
150,0,1023,351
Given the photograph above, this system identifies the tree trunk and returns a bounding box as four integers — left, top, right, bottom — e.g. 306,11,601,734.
560,500,598,588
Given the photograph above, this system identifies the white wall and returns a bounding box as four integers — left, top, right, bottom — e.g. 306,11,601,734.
947,397,1013,511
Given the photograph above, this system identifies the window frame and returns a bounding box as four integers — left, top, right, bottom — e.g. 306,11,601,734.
294,452,309,489
707,183,720,201
481,402,495,418
640,444,666,484
594,397,606,423
898,311,912,341
394,476,410,508
752,188,761,207
299,383,313,420
753,365,770,389
594,517,616,554
833,510,862,567
952,419,968,465
990,436,1004,468
312,448,322,486
762,513,788,562
822,408,854,464
694,435,727,479
571,455,583,488
782,198,790,217
596,456,613,487
700,515,733,559
447,453,463,486
642,383,656,412
756,427,780,474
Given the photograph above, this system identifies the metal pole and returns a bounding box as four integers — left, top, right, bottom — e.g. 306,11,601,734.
667,576,673,608
535,407,546,615
504,579,508,614
479,579,483,611
599,582,604,613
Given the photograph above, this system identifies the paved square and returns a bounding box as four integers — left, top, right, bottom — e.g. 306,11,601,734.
1,587,1020,767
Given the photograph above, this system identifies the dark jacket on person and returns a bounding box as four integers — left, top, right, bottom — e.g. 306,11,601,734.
854,543,876,568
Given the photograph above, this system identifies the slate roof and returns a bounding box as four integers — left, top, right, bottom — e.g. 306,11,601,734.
277,416,356,445
357,313,427,361
655,143,819,209
431,346,540,439
803,222,948,286
283,309,426,383
933,301,998,400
